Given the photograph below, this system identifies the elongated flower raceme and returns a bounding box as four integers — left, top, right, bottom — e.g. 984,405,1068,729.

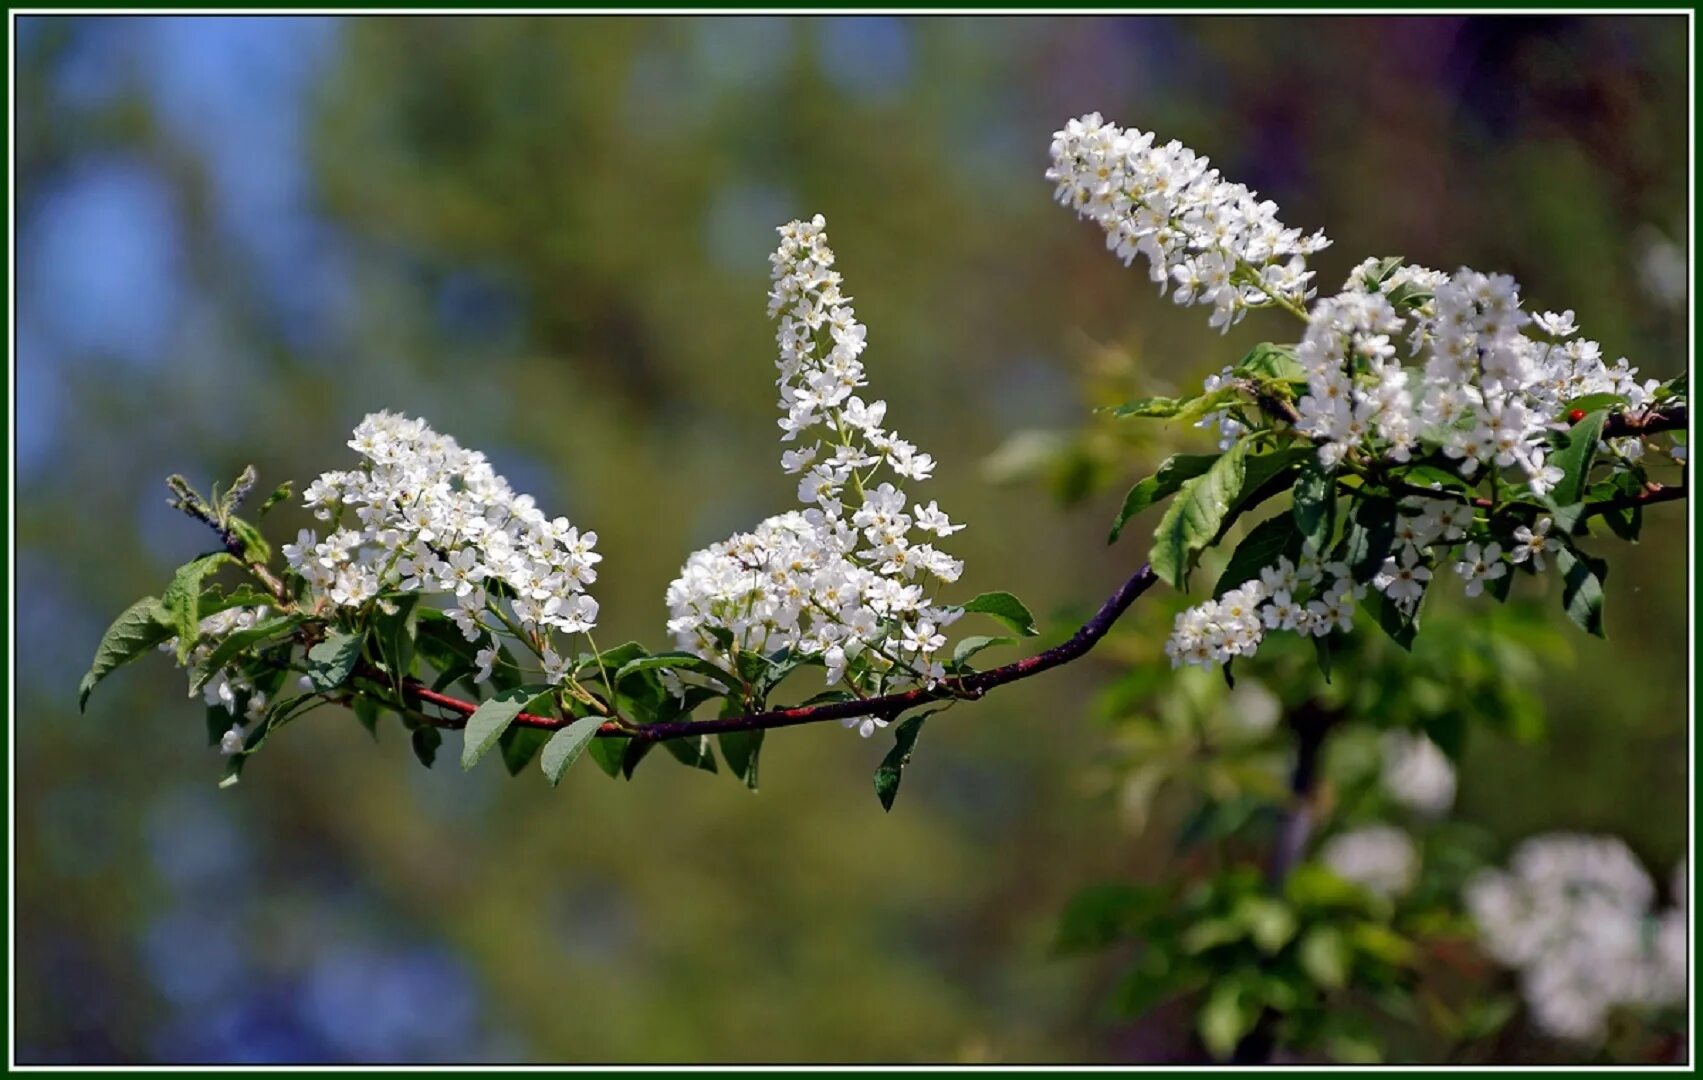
666,216,967,734
1046,112,1331,332
286,411,601,684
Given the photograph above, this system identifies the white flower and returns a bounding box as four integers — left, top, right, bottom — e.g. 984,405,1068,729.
668,218,967,725
1510,517,1553,572
1453,541,1507,598
1321,825,1419,899
1533,309,1578,337
1374,546,1432,606
844,714,890,739
219,725,245,756
1380,731,1456,816
474,646,498,685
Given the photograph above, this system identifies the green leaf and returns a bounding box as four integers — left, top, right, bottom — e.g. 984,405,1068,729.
1174,386,1241,423
161,552,239,662
1557,545,1608,638
960,591,1038,637
1361,256,1405,289
1197,979,1260,1060
1213,514,1303,598
1551,409,1607,509
1361,587,1424,651
1394,462,1474,493
1109,396,1185,419
306,628,363,692
79,596,174,711
1298,926,1351,989
499,724,551,776
663,734,719,773
410,726,443,769
620,736,656,779
1291,461,1337,553
1350,923,1417,967
587,735,627,778
1055,884,1163,953
614,651,740,691
1341,498,1398,583
460,684,554,770
719,728,764,790
258,480,294,517
1562,393,1628,418
1108,453,1221,544
1234,342,1305,384
1150,442,1249,590
1235,897,1298,955
540,716,605,786
190,614,303,694
951,634,1014,669
873,710,937,812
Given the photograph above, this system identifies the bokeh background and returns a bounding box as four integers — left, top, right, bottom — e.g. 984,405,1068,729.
14,14,1689,1064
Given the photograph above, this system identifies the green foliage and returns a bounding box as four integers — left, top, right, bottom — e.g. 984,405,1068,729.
960,591,1038,637
1109,453,1221,544
78,597,174,711
461,685,555,770
873,710,937,811
540,716,605,785
161,553,239,663
1550,409,1607,508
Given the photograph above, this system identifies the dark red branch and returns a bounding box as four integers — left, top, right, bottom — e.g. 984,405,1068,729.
401,564,1160,742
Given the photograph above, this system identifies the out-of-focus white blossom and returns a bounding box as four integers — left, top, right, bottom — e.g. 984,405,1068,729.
666,217,965,730
1320,824,1419,899
1047,112,1330,333
1467,833,1687,1043
1380,731,1456,817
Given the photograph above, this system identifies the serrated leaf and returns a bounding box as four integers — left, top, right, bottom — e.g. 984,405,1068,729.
1557,545,1607,638
1109,453,1221,543
960,591,1037,637
873,710,937,812
1291,461,1337,553
1150,443,1248,590
305,628,362,692
162,552,239,663
1551,409,1606,509
587,735,627,778
190,614,303,694
79,596,174,711
460,684,553,770
1213,514,1303,598
951,634,1014,669
540,716,605,785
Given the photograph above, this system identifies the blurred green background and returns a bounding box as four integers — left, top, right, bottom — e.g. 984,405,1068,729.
15,14,1688,1063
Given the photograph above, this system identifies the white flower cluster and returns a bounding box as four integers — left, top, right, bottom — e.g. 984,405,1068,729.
1046,112,1331,333
1164,552,1364,668
159,605,274,754
666,216,967,733
284,411,601,686
1166,498,1536,668
1380,730,1456,817
1467,834,1687,1042
1320,824,1420,900
1286,260,1660,486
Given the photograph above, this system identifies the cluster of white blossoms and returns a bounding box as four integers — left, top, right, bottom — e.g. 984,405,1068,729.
1467,835,1686,1042
1164,552,1364,668
1320,824,1420,900
159,605,275,754
666,216,967,733
1285,259,1661,485
284,411,601,686
1046,112,1331,333
1380,730,1456,818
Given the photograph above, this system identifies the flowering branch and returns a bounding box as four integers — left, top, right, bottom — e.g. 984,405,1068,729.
400,563,1161,741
